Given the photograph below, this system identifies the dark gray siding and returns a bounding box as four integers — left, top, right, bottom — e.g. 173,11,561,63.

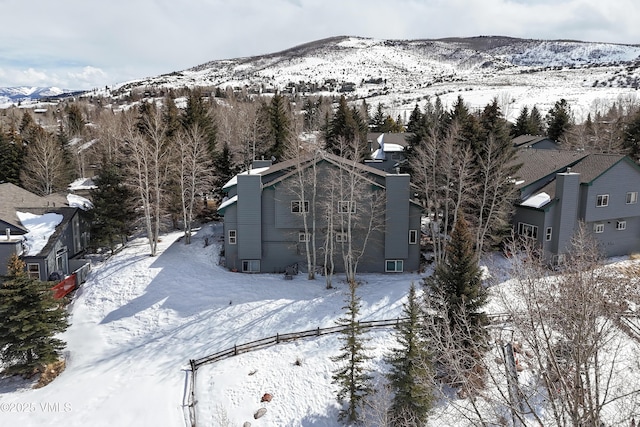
223,204,239,270
237,174,262,260
385,174,410,259
583,161,640,222
553,172,580,254
0,241,22,276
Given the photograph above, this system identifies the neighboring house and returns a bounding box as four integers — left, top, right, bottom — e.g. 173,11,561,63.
365,132,411,173
217,152,422,274
512,149,640,262
512,134,558,150
0,183,90,281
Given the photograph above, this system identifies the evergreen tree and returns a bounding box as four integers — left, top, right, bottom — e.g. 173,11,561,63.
0,128,23,184
212,141,239,200
623,109,640,161
0,255,68,376
386,283,434,426
406,104,423,134
182,89,217,160
546,98,573,142
331,282,373,424
65,103,85,137
512,106,531,137
325,95,368,160
90,159,135,253
371,103,386,132
528,105,544,135
425,215,487,337
162,93,181,139
266,92,291,161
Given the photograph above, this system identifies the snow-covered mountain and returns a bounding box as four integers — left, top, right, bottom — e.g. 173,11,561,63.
119,35,640,121
0,86,69,101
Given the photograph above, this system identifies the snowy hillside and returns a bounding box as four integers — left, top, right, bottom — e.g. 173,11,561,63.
0,87,69,103
1,223,638,426
119,36,640,121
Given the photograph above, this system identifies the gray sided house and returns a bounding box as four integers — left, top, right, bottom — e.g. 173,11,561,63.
365,132,411,173
218,152,422,274
512,149,640,262
0,183,90,281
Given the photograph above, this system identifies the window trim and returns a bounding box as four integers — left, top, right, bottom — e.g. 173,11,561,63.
409,229,418,245
228,229,237,245
627,192,638,205
545,227,552,241
241,260,260,273
27,263,40,280
335,232,349,243
291,200,309,213
385,259,404,273
596,194,609,207
517,222,538,239
298,231,311,242
594,223,605,233
338,201,356,214
616,220,627,230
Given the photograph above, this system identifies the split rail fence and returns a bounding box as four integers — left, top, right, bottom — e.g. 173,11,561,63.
184,317,409,427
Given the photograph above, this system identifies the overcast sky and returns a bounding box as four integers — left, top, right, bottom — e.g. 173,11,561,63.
1,0,638,90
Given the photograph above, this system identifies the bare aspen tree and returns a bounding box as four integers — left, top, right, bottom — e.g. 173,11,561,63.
498,225,640,426
282,124,321,280
176,124,211,244
123,105,172,256
20,129,66,196
473,133,518,255
322,139,385,285
409,125,476,264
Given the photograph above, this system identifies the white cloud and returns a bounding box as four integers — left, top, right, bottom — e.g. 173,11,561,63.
1,0,639,89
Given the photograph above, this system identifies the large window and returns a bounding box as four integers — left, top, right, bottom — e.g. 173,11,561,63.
517,222,538,239
336,232,349,243
298,232,311,242
385,260,404,272
627,192,638,204
338,201,356,214
27,263,40,280
242,260,260,273
291,200,309,213
409,229,418,245
596,194,609,207
228,230,237,245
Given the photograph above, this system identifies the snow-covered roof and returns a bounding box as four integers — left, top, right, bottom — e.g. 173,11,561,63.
520,192,551,208
16,211,64,256
217,195,238,212
383,143,404,152
222,167,270,190
67,194,94,211
68,177,97,191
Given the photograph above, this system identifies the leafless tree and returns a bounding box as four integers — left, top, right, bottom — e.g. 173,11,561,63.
20,129,66,196
497,225,640,426
123,106,172,256
409,125,476,264
176,124,212,244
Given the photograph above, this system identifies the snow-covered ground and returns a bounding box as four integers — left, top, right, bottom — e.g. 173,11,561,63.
0,223,420,426
1,222,637,426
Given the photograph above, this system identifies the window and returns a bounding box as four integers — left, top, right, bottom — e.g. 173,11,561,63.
336,232,349,243
338,201,356,213
228,230,237,245
545,227,552,241
617,220,627,230
242,260,260,273
298,232,311,242
409,229,418,245
291,200,309,213
627,192,638,204
27,263,40,280
385,260,404,272
594,223,605,233
517,222,538,239
596,194,609,207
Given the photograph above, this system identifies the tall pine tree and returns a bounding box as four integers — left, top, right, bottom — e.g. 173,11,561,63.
331,282,373,424
0,255,69,376
386,283,433,426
